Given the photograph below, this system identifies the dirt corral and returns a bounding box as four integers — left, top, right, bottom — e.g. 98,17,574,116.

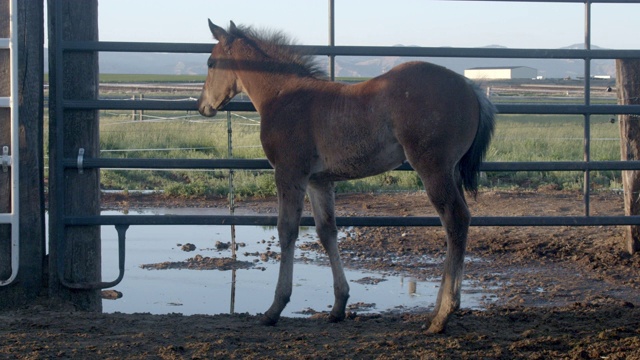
2,190,640,359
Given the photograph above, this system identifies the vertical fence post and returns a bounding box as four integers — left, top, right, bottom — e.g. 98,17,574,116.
48,0,102,310
616,58,640,255
582,0,592,216
0,0,45,308
328,0,335,81
227,110,236,314
131,95,136,120
139,93,144,120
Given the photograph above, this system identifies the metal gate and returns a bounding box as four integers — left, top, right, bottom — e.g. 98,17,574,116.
0,0,19,286
49,0,640,290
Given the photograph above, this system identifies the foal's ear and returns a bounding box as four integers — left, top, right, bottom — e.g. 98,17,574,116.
208,19,229,41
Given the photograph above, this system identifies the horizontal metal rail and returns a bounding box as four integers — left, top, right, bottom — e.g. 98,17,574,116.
65,215,640,227
68,99,640,115
63,40,640,60
62,157,640,172
476,0,640,2
468,0,640,3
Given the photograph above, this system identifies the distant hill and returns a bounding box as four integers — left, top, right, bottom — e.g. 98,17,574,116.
44,44,615,79
317,44,614,79
99,52,210,76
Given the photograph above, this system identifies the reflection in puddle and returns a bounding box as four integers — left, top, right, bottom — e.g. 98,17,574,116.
99,208,495,317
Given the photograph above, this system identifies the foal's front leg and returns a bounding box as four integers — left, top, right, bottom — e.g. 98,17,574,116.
260,173,307,326
307,180,349,322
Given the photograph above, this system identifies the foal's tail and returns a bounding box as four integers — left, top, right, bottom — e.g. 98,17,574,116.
459,82,496,198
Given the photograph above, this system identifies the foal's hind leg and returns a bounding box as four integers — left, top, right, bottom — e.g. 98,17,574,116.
307,180,349,322
260,171,308,326
415,166,470,334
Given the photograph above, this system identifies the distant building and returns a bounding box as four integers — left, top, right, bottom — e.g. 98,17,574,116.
464,66,538,80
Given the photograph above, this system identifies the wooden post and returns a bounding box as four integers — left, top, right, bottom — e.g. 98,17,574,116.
616,58,640,255
47,0,101,310
0,0,46,308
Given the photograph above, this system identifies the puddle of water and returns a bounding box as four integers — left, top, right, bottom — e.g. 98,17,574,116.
95,208,493,317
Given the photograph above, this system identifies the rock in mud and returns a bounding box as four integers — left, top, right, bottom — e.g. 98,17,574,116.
101,290,123,300
215,241,230,250
181,243,196,252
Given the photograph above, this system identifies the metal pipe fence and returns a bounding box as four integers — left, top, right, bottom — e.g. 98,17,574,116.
50,0,640,289
58,1,640,225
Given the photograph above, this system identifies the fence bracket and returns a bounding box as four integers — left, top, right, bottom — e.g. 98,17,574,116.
77,148,84,174
58,224,129,290
1,145,10,172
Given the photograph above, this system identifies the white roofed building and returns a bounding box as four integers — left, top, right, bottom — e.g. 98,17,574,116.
464,66,538,80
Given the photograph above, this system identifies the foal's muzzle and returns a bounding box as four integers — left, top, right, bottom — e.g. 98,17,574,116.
197,95,218,117
198,103,218,117
197,95,233,117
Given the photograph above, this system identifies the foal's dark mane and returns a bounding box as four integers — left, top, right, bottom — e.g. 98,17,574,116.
228,24,327,79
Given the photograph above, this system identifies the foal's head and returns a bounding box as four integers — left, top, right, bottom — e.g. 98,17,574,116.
197,20,325,117
197,20,243,117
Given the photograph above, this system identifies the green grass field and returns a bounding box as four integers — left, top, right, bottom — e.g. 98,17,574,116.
95,108,623,197
44,76,624,198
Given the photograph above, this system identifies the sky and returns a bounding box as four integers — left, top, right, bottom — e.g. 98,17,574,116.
87,0,640,50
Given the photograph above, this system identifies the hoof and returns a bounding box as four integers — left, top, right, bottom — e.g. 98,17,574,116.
425,321,446,334
328,312,345,323
259,314,278,326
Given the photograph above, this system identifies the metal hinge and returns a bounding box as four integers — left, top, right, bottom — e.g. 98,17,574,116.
1,146,11,172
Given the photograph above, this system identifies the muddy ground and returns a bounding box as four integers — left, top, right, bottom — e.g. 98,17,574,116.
2,189,640,359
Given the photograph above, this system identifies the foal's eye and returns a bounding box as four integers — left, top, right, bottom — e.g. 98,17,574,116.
207,58,215,69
